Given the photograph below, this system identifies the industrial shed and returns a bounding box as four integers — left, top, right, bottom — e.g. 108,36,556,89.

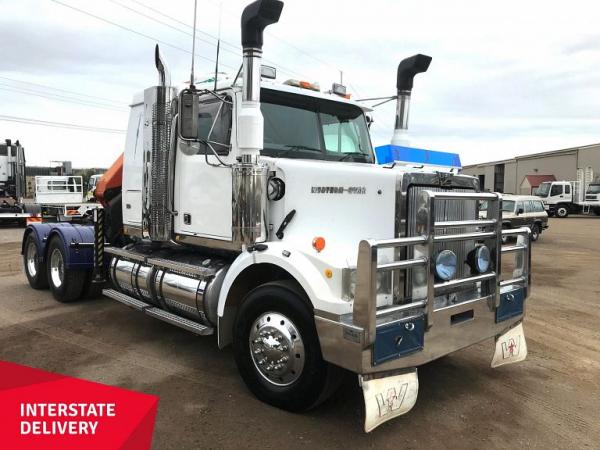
462,143,600,194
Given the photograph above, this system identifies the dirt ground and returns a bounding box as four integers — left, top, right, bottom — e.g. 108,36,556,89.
0,219,599,449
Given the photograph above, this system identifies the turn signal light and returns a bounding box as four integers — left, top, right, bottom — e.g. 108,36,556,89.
312,237,326,252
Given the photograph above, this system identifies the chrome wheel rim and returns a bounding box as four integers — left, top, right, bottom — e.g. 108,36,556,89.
50,248,64,288
26,241,38,277
249,312,305,387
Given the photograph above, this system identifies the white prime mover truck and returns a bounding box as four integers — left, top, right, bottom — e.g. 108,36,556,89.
536,168,600,217
20,0,532,431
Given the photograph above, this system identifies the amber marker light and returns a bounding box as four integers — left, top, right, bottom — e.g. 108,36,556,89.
312,237,326,252
324,268,333,279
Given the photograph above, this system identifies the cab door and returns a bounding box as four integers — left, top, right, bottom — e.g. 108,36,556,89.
173,95,235,241
549,183,564,204
515,201,527,227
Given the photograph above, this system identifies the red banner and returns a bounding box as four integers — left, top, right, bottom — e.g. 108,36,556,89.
0,360,159,449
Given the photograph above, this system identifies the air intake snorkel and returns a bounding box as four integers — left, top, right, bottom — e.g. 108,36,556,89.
239,0,283,160
391,54,432,146
233,0,283,248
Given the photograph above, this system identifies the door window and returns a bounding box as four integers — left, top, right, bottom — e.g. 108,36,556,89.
524,201,534,213
550,184,563,196
534,201,545,212
196,98,232,155
516,201,525,213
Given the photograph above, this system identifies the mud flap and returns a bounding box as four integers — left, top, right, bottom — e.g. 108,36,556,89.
491,322,528,368
359,368,418,433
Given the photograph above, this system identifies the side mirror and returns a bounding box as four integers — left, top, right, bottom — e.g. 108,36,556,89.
179,89,200,140
517,208,524,215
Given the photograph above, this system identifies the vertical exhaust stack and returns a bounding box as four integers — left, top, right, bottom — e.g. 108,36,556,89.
143,45,175,242
391,54,432,147
233,0,283,247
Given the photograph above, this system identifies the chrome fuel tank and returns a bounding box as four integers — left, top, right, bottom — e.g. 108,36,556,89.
109,254,229,326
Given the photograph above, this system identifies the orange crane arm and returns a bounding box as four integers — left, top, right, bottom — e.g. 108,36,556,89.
95,153,123,207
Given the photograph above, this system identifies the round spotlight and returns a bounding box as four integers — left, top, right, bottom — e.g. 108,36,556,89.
435,250,457,281
474,245,491,273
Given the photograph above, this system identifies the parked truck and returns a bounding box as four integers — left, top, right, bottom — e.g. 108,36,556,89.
20,0,532,432
34,175,98,221
536,169,600,217
0,139,41,225
85,174,104,202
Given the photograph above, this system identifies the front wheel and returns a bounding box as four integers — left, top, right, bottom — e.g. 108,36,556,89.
556,205,569,218
530,224,540,242
23,234,48,289
233,281,340,412
46,236,86,303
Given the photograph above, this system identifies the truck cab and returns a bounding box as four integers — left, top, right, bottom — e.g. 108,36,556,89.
537,181,572,216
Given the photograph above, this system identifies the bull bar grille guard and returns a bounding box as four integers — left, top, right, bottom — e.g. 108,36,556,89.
352,190,532,349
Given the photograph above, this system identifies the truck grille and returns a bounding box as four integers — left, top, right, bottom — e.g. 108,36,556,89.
407,185,477,281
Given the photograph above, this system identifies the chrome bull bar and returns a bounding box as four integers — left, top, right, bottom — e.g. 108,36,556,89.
353,191,531,349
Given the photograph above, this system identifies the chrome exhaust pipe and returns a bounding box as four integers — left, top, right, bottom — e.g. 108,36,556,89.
391,54,432,146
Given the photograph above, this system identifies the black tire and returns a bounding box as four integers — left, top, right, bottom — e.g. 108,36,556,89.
501,225,511,244
593,207,600,216
233,281,340,412
23,234,49,289
81,271,105,299
530,224,540,242
556,205,569,218
46,236,86,303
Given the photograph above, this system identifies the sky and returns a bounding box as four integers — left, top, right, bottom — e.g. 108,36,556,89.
1,0,599,168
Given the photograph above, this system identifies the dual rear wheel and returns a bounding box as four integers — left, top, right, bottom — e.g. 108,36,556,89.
23,235,102,302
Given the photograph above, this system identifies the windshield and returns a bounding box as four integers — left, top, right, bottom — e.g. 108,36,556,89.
587,184,600,194
260,88,374,163
537,182,551,197
502,200,515,213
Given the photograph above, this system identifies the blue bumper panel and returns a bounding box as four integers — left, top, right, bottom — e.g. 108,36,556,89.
373,315,425,365
496,288,525,323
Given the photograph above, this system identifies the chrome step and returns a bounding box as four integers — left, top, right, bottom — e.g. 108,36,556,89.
145,308,214,336
102,289,214,336
103,289,149,311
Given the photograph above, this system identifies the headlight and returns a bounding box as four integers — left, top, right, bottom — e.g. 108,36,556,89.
474,245,491,273
435,250,457,281
468,245,491,273
342,268,392,301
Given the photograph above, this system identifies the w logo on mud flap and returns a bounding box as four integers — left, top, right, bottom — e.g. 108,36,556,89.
375,383,408,417
501,336,521,359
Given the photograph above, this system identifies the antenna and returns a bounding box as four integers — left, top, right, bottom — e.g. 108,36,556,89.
214,1,223,91
189,0,198,89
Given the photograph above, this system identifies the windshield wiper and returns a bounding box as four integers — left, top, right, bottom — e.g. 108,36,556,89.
284,145,322,153
337,152,369,162
270,145,323,158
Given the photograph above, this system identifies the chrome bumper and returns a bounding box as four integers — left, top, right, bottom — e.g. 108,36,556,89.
316,191,532,374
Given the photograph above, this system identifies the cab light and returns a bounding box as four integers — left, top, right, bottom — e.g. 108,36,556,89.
284,79,321,92
312,236,326,252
